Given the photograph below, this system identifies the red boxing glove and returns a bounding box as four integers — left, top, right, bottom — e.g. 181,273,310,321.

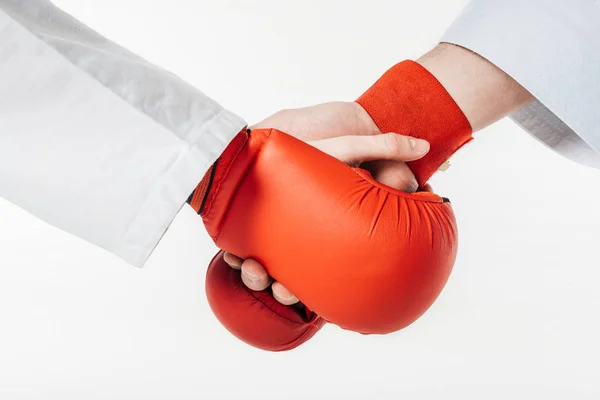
196,60,473,351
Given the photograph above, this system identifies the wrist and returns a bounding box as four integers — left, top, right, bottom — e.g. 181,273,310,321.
417,43,534,132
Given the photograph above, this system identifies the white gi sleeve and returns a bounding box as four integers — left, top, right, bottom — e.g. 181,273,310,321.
442,0,600,169
0,0,246,267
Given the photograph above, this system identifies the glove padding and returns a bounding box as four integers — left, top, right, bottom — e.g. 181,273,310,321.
196,60,473,350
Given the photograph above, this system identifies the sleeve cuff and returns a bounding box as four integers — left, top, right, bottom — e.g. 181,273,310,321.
441,0,600,167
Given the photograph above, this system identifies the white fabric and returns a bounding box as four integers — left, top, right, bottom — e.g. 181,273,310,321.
0,0,246,267
442,0,600,169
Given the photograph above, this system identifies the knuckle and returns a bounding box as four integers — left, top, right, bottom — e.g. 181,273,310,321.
340,139,358,164
382,133,406,155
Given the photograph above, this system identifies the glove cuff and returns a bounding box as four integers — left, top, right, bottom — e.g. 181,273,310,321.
188,128,269,241
356,60,473,187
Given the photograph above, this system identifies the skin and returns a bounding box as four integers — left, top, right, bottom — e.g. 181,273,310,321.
225,43,534,306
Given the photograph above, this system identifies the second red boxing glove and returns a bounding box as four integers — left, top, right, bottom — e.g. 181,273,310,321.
206,251,326,351
196,60,473,351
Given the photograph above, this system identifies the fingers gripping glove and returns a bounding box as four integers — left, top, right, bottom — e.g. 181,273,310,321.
206,251,326,352
194,60,473,351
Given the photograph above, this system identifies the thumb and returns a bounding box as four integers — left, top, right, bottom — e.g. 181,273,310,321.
307,133,429,166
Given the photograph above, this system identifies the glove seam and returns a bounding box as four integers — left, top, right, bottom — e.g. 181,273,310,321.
283,316,326,349
201,130,250,221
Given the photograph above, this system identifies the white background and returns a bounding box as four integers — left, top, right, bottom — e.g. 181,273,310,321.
1,0,600,398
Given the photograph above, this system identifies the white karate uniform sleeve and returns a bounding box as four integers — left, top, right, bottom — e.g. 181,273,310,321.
0,0,246,267
442,0,600,169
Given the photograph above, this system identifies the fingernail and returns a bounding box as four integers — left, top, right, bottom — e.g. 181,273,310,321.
223,253,242,268
278,293,295,301
276,294,298,304
410,138,430,154
243,271,261,282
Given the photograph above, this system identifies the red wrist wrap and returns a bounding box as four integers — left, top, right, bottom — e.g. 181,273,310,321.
356,60,473,187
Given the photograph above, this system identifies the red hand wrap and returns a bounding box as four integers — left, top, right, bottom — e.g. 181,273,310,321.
356,60,473,187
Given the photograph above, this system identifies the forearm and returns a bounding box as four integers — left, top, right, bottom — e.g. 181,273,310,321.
417,43,534,132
